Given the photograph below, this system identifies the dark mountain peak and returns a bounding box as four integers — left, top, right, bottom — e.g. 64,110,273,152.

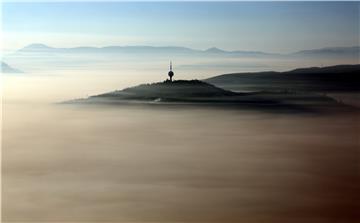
205,64,360,92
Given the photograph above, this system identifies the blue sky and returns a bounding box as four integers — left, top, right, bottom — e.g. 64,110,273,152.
2,2,359,52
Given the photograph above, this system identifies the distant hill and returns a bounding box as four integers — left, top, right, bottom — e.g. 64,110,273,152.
205,64,360,92
20,43,54,52
1,62,23,73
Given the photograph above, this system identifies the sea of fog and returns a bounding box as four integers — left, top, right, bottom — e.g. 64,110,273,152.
2,102,359,223
1,55,359,222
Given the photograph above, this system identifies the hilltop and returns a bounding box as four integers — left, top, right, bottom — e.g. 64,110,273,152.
80,80,239,103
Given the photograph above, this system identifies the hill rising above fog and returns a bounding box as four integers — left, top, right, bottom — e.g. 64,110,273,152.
68,79,346,113
82,80,238,103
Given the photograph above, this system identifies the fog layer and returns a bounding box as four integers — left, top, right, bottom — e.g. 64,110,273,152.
2,103,359,222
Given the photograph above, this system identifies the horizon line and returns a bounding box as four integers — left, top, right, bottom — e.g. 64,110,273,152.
10,43,360,55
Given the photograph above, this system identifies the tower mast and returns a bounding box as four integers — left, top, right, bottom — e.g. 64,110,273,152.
168,61,174,82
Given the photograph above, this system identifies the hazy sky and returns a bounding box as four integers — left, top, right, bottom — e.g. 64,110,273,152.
2,2,359,52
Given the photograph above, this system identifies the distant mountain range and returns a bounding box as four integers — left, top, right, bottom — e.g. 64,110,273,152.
18,43,274,57
17,43,359,58
1,62,23,73
205,64,360,92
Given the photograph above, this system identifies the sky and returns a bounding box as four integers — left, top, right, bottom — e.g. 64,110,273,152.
2,2,359,53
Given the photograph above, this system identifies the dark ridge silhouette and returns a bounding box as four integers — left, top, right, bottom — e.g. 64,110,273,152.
94,80,238,101
205,64,360,92
65,79,352,114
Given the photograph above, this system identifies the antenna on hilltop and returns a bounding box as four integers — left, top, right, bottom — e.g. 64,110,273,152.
168,61,174,82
